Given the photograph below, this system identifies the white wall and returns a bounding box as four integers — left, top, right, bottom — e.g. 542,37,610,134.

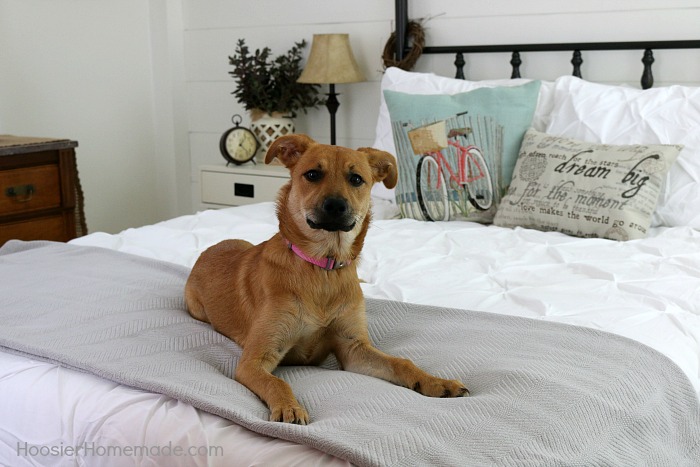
2,1,699,233
0,0,186,234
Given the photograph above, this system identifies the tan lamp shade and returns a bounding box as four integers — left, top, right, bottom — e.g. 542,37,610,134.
297,34,365,84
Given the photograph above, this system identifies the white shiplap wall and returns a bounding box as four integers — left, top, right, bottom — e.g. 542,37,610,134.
183,0,700,209
182,1,395,209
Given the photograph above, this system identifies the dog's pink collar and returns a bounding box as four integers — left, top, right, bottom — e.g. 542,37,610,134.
285,239,350,271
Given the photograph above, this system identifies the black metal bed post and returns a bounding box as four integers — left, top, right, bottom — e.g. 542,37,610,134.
454,53,465,79
395,0,408,61
641,49,655,89
510,52,522,79
571,50,583,78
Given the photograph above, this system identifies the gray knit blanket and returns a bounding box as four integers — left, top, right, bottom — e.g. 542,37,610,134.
1,240,699,466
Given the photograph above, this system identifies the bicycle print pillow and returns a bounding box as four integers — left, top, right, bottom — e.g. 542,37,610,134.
494,129,682,240
384,81,541,222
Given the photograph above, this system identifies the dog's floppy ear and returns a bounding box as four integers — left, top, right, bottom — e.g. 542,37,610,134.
357,148,398,189
265,134,315,168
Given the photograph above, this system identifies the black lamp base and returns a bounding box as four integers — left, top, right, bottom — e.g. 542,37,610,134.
325,83,339,145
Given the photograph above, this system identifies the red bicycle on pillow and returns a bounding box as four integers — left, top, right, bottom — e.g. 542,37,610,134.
408,120,494,221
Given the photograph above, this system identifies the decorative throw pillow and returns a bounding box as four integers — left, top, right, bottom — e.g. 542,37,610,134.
494,129,682,240
383,81,541,222
546,75,700,228
371,67,555,203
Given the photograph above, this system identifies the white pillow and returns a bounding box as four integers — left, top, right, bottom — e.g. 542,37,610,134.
371,67,554,201
546,75,700,228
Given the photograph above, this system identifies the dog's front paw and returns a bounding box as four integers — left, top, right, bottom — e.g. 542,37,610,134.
269,403,310,425
413,377,469,398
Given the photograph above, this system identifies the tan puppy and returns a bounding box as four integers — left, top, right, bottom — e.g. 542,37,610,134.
185,134,468,424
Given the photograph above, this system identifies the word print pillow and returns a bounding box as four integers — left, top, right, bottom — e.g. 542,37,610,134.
494,129,682,240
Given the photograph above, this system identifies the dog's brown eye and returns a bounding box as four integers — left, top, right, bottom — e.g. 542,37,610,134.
349,174,364,187
304,170,322,182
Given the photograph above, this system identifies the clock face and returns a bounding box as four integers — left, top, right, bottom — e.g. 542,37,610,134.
222,128,258,163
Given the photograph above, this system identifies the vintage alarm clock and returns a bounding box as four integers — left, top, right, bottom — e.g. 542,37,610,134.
219,114,260,165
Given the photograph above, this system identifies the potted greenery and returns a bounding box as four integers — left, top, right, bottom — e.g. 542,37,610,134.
229,39,323,156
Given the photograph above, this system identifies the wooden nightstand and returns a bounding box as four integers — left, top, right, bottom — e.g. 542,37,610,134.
0,136,87,246
200,163,290,207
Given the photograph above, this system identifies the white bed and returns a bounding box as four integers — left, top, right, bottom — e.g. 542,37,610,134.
4,43,700,467
2,196,700,465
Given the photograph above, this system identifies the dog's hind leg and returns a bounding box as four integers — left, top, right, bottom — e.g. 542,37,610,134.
184,283,207,322
184,239,254,323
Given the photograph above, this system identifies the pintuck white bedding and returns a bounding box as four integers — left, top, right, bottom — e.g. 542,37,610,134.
2,200,700,466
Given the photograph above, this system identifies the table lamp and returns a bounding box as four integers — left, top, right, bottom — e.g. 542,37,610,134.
297,34,365,145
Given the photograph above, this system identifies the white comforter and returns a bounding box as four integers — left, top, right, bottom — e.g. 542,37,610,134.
3,201,699,466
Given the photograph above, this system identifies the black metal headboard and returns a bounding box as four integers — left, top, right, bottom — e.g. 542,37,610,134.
394,0,700,89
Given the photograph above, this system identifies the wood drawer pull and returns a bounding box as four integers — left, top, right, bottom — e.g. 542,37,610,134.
5,184,35,202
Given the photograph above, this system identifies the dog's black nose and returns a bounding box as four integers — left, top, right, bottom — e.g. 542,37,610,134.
308,197,355,232
322,197,348,217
